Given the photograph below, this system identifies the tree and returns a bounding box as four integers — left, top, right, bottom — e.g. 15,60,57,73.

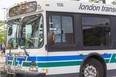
112,0,116,5
89,0,105,3
0,21,7,44
89,0,99,3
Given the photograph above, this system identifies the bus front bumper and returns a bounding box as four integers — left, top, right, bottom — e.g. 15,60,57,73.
6,70,46,77
16,72,46,77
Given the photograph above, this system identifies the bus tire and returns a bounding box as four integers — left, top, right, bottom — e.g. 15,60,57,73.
80,58,104,77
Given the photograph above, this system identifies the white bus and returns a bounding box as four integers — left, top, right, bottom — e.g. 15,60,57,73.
3,0,116,77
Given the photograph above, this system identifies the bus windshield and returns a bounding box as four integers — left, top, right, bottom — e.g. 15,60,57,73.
20,14,43,49
7,19,20,49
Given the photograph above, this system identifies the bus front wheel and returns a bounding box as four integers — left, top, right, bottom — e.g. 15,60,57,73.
80,58,104,77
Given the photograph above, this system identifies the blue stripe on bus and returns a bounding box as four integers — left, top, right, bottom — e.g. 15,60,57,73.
101,54,112,59
6,54,112,62
27,54,112,61
6,56,13,60
27,55,87,61
17,57,26,64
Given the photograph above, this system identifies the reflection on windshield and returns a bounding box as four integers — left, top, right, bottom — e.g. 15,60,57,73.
7,19,20,49
20,14,43,48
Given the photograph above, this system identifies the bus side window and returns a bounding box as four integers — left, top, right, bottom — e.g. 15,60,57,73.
48,15,74,45
54,24,62,43
8,26,12,36
62,16,74,44
82,17,111,47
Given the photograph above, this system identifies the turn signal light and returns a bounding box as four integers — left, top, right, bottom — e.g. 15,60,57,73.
46,4,50,6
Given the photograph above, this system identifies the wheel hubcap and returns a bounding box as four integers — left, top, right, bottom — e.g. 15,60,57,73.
83,64,97,77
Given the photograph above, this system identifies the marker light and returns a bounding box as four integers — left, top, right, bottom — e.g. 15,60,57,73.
104,53,107,54
46,4,50,6
37,4,41,6
31,61,36,65
46,69,48,74
79,54,83,56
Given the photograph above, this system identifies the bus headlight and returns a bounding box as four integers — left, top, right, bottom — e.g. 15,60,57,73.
29,61,38,72
15,65,22,70
29,66,38,72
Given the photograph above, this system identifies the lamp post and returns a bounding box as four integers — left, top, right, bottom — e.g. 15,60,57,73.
2,8,7,23
2,8,6,41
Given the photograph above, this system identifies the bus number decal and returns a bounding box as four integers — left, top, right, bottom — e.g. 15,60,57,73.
57,3,64,7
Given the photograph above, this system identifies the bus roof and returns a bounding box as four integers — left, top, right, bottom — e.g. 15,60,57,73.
35,0,116,16
8,0,116,18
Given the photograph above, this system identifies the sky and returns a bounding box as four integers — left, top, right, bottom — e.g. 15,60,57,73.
0,0,114,20
0,0,22,20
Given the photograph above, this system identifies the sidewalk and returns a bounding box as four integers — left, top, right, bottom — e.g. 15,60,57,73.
0,52,7,77
0,52,6,70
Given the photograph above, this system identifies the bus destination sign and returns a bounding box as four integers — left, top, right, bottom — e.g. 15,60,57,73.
9,1,37,17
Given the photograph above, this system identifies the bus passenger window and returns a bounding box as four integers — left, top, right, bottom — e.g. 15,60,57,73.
48,15,74,45
54,24,62,43
82,17,111,47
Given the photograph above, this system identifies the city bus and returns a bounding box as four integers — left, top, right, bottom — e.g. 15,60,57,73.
3,0,116,77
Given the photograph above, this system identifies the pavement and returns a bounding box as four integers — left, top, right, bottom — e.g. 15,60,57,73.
0,68,116,77
0,54,7,77
107,69,116,77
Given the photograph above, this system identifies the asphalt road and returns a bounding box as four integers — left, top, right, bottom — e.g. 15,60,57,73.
0,72,116,77
107,70,116,77
1,75,116,77
0,69,115,77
